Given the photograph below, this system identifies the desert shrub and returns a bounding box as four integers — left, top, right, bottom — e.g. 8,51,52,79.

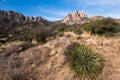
20,32,46,43
65,43,104,80
54,27,66,37
21,33,33,42
33,32,46,43
81,18,120,36
73,29,83,35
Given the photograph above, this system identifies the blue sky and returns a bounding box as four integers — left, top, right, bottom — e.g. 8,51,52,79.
0,0,120,21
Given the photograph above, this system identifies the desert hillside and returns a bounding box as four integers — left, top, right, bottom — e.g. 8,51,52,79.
0,31,120,80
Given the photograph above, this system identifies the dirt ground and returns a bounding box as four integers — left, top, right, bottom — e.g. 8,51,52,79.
0,32,120,80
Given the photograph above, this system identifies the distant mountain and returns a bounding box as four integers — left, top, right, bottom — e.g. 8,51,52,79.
0,10,107,25
0,10,52,41
0,10,48,23
61,10,89,25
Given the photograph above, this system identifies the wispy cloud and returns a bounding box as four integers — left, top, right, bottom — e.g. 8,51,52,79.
2,0,7,2
32,6,69,21
43,16,62,21
64,0,120,18
37,7,68,16
86,0,120,6
0,0,7,3
65,0,120,6
0,0,8,9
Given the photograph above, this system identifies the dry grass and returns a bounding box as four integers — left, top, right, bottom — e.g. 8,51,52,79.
0,32,120,80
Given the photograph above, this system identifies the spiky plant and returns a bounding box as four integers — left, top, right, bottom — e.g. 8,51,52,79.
65,43,104,80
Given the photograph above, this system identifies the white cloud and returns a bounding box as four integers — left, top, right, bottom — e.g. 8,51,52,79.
3,0,7,2
86,0,120,6
65,0,120,6
0,0,8,9
33,6,69,21
1,0,7,2
37,7,68,16
43,16,62,21
71,0,120,18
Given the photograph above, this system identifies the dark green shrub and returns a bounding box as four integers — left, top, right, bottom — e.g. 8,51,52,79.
81,18,120,36
21,33,33,42
65,43,104,80
20,32,46,43
34,32,46,43
56,31,64,37
73,29,83,35
54,27,66,37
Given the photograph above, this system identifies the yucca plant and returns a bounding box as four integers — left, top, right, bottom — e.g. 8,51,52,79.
65,43,104,80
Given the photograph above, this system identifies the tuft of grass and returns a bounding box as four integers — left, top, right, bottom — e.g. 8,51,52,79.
65,43,104,80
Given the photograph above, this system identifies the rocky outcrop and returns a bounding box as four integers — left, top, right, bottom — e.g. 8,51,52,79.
61,10,88,25
0,10,47,23
80,11,88,19
0,10,25,23
25,16,44,22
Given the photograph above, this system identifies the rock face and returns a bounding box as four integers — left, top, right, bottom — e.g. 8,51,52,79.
0,10,25,23
61,10,88,25
25,16,44,22
0,10,47,23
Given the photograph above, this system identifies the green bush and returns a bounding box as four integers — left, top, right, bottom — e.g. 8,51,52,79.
21,32,46,43
73,29,83,35
65,43,104,80
54,27,66,37
21,33,33,42
81,18,120,36
34,32,46,43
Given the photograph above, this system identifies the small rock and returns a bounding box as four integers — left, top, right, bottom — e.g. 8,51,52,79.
50,50,57,56
55,53,59,57
103,40,111,46
31,39,37,45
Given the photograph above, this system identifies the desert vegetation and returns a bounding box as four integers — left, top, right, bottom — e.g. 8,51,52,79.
65,43,104,80
81,18,120,37
20,32,46,43
1,10,120,80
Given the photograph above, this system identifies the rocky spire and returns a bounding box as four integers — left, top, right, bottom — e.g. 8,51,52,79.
80,11,88,19
61,10,88,25
73,10,79,16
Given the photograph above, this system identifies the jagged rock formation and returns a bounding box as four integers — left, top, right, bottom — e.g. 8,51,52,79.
0,10,47,23
61,10,89,25
25,16,44,22
0,10,25,23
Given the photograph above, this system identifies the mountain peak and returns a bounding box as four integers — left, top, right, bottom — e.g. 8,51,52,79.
72,10,80,18
73,10,79,15
80,11,88,18
61,10,89,25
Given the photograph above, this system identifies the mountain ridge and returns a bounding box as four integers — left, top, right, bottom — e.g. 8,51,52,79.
0,10,48,23
0,10,107,25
